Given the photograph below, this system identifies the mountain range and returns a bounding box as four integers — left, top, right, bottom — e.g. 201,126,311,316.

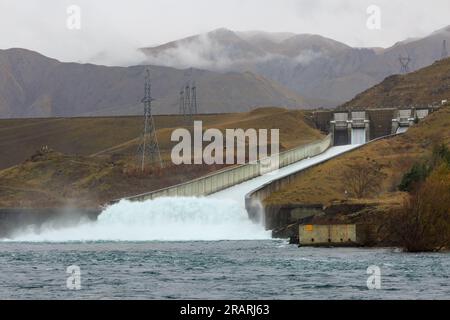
1,25,450,118
142,26,450,106
0,48,308,118
340,56,450,110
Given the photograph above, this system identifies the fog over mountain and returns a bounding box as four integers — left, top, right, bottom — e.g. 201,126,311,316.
0,48,310,118
1,25,450,118
142,26,450,106
142,28,348,71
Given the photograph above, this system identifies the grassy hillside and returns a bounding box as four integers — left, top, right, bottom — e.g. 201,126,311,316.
0,108,323,208
339,57,450,110
266,106,450,207
0,108,322,170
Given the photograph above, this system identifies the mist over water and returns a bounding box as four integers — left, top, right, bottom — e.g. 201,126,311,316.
8,197,270,242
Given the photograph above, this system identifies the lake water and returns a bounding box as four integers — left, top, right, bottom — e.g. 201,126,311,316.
1,193,449,300
0,145,448,300
0,240,448,299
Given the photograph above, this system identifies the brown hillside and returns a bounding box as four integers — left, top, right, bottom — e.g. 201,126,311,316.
339,57,450,110
142,26,450,107
0,108,323,208
0,48,311,118
0,108,322,170
266,106,450,207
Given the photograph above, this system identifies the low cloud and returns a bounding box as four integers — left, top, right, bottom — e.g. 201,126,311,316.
293,50,324,65
143,33,259,71
1,0,449,66
143,33,323,71
88,45,147,67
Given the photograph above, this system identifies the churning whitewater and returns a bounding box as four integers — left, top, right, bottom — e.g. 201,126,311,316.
8,197,270,242
351,128,366,145
6,145,359,242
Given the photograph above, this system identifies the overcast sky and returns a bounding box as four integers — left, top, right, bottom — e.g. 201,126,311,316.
1,0,449,65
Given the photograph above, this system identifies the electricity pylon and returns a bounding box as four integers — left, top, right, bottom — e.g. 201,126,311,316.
137,69,162,171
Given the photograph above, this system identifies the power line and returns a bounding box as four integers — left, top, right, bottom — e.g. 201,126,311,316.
399,55,411,74
184,82,191,118
137,68,162,171
442,40,448,60
179,79,198,121
179,87,185,115
191,81,198,115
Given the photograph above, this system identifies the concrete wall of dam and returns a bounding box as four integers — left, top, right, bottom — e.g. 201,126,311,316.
244,134,402,232
313,107,436,145
299,224,356,245
122,135,333,203
299,224,372,246
0,134,332,238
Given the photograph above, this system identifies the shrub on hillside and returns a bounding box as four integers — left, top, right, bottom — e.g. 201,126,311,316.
341,160,386,199
389,164,450,252
432,143,450,166
398,143,450,192
398,163,430,192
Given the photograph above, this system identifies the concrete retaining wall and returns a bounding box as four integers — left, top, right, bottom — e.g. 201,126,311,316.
245,133,403,230
298,224,372,246
264,204,324,233
123,134,332,202
299,224,357,246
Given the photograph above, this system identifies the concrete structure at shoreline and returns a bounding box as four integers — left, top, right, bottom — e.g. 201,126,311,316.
299,224,357,246
244,134,397,240
313,106,435,146
298,224,373,246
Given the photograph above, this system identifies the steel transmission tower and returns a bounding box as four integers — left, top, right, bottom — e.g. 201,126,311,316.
442,40,448,60
191,81,198,115
137,69,162,171
399,55,411,74
179,81,198,121
179,88,185,115
184,83,191,117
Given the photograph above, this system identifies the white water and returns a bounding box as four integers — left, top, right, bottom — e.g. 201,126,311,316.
351,128,366,145
7,145,359,242
10,197,270,241
396,126,409,134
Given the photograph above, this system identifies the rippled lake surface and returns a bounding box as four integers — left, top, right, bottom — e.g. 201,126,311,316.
0,240,448,299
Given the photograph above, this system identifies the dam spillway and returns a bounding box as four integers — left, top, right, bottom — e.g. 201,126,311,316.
351,128,366,145
5,145,358,242
315,106,434,146
209,145,358,205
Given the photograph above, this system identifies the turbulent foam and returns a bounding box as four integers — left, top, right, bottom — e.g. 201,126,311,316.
9,197,270,242
7,145,361,243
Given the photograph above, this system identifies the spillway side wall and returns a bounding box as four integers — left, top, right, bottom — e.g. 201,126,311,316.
245,133,402,230
122,134,332,203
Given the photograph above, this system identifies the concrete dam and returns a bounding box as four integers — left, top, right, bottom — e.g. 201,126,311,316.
5,143,359,242
4,133,360,241
313,107,433,146
3,107,434,241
